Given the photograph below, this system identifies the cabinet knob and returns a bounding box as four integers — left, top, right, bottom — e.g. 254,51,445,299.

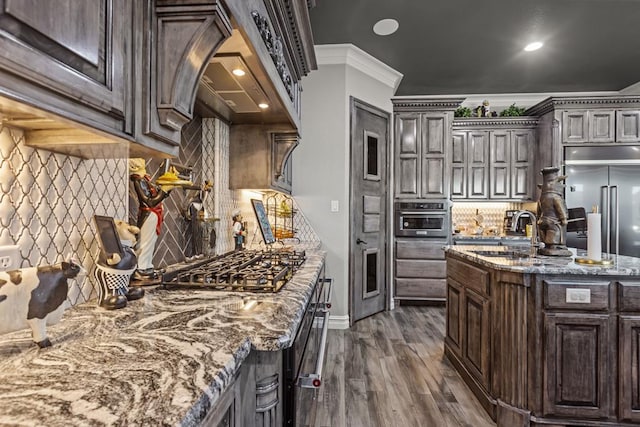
356,238,367,245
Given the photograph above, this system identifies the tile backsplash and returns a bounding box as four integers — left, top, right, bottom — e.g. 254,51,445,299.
0,125,128,305
1,116,318,313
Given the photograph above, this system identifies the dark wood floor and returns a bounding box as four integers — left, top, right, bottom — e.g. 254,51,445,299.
310,305,496,427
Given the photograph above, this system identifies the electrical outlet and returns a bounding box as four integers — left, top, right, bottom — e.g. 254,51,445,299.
0,245,20,272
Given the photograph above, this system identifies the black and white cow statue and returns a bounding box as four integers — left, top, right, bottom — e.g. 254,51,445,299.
0,260,82,348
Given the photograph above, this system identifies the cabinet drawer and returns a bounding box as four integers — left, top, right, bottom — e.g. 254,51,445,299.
396,259,446,278
543,280,610,311
396,239,446,259
447,258,489,296
619,281,640,311
395,278,446,299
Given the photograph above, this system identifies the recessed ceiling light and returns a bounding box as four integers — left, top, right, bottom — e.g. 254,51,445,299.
232,68,246,76
373,18,399,36
524,42,543,52
258,103,269,109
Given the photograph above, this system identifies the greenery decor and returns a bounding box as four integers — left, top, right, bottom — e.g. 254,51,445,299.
499,103,527,117
454,106,473,117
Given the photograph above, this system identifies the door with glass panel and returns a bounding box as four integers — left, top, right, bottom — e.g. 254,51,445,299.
350,97,389,324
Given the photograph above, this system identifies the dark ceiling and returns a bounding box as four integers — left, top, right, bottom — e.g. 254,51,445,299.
309,0,640,96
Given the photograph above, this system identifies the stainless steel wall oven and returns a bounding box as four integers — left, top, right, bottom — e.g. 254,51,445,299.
283,264,332,426
394,200,451,238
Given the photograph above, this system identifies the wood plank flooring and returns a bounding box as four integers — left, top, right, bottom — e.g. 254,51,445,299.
309,305,496,427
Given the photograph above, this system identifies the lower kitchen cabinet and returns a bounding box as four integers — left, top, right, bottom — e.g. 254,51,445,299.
201,350,284,427
444,251,640,426
543,313,612,418
394,238,447,301
620,316,640,422
201,373,242,426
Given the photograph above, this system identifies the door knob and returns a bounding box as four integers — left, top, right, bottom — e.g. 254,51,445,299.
356,238,367,245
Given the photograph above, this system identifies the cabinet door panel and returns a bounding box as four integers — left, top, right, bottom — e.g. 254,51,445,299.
421,157,445,197
490,131,510,198
396,157,419,197
511,165,530,198
464,289,491,389
620,316,640,422
468,132,488,198
395,114,420,198
446,279,463,356
543,313,611,418
423,114,445,154
589,110,615,143
0,0,129,122
617,110,640,142
451,132,467,198
562,111,589,143
397,114,420,155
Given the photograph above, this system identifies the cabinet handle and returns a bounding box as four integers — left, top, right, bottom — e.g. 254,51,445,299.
356,238,367,245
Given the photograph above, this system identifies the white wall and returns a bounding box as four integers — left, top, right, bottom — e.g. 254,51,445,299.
294,44,402,328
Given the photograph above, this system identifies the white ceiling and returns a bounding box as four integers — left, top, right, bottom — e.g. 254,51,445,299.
309,0,640,96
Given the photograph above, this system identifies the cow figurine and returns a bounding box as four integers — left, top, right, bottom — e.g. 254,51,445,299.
0,260,82,348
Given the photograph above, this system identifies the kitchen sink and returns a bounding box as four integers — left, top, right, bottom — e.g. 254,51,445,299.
470,249,532,259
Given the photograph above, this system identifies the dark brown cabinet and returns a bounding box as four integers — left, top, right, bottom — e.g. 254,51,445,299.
451,118,536,201
392,98,462,200
394,238,447,301
444,251,640,427
394,112,450,199
543,313,611,418
561,108,640,143
0,0,132,137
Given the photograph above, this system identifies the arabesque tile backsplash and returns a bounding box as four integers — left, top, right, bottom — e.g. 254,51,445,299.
0,125,128,306
1,117,318,311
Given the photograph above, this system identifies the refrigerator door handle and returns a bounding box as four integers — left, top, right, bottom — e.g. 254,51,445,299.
601,185,610,255
611,185,619,256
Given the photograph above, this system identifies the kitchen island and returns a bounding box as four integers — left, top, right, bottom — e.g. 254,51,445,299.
0,249,326,426
444,245,640,427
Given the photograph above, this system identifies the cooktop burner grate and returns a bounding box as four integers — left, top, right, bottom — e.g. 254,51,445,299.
162,249,306,292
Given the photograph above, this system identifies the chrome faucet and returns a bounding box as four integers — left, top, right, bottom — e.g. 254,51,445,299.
512,210,539,256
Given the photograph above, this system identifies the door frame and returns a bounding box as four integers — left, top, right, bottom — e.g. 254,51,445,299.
348,96,392,326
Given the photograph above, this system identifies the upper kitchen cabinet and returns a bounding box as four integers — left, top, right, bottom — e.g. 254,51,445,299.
0,0,234,158
451,117,537,201
229,125,298,194
527,96,640,171
392,98,463,200
0,0,135,156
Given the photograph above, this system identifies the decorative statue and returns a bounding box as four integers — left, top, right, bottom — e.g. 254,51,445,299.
232,210,246,251
94,219,145,310
0,259,82,347
537,167,573,257
129,158,181,283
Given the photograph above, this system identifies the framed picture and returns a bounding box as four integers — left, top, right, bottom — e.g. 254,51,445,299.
251,199,276,245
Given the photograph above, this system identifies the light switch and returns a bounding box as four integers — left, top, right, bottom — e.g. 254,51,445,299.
330,200,339,212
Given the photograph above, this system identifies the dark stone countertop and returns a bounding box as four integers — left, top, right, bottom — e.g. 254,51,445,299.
0,250,326,426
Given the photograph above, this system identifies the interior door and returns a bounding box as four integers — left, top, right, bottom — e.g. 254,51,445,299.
350,98,389,324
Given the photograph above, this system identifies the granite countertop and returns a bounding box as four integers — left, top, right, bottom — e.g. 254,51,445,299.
0,250,326,427
446,245,640,276
452,233,530,242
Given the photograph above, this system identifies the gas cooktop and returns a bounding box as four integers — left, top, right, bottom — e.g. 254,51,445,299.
161,249,306,292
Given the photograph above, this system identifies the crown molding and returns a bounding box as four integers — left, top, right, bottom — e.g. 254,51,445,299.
525,95,640,116
314,44,403,91
453,116,539,129
392,96,465,111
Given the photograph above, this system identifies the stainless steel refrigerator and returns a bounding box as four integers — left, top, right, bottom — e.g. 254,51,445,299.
564,146,640,257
